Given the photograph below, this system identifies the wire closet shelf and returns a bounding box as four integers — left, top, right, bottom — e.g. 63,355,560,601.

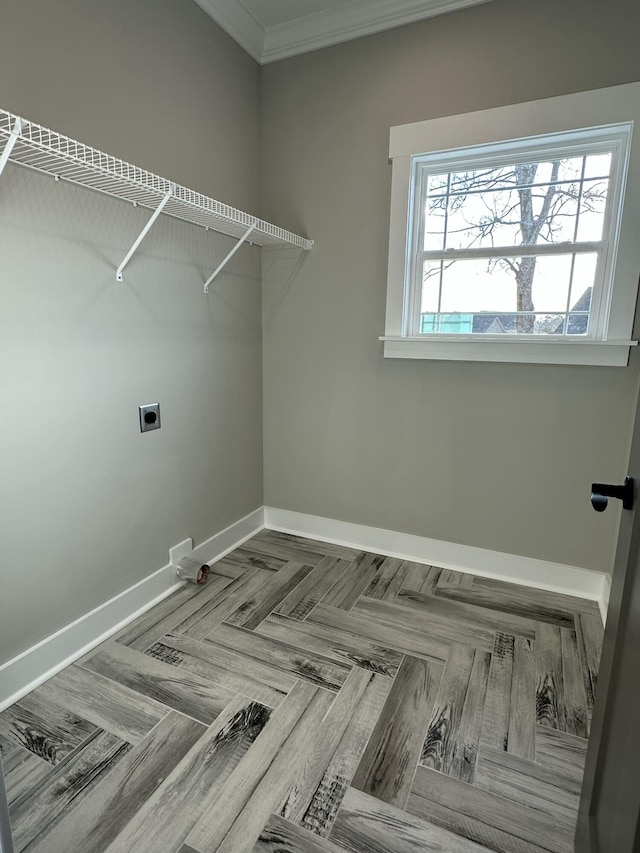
0,109,313,286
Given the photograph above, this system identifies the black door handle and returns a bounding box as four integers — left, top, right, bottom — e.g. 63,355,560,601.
591,476,635,512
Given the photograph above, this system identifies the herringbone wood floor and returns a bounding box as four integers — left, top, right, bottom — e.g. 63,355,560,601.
0,530,602,852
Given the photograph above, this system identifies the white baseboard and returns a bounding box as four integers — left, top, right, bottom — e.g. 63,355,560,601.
1,502,609,712
193,506,265,568
264,507,608,619
599,574,612,625
0,507,265,711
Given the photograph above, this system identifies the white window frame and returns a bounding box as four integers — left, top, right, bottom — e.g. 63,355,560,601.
406,128,629,339
382,83,640,367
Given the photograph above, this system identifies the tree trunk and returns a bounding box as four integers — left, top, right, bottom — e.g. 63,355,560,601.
514,164,538,333
516,257,536,333
513,161,559,334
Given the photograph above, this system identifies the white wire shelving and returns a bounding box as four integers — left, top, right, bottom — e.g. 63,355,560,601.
0,108,313,290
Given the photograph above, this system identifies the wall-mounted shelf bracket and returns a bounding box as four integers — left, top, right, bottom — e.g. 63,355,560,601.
0,117,21,179
203,222,256,293
0,108,314,284
116,186,174,281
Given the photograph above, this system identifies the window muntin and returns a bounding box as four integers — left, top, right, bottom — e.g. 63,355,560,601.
405,128,631,339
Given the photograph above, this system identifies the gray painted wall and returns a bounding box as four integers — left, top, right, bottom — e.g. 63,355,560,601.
2,0,638,668
261,0,640,572
0,0,262,665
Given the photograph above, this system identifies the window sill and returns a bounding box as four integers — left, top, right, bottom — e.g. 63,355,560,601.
379,336,637,367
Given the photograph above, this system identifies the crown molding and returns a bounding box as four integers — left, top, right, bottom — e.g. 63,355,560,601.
195,0,495,65
262,0,495,63
193,0,264,63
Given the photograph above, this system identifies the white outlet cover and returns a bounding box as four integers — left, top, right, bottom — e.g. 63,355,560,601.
169,538,193,567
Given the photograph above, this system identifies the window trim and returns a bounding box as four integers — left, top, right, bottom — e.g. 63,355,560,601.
383,83,640,367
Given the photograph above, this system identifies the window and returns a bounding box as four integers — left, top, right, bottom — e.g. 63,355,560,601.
383,84,640,366
410,128,627,338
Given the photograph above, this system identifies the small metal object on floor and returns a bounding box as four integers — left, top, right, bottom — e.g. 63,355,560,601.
176,557,210,585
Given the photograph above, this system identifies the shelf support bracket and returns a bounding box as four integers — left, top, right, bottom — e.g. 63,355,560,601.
0,117,22,179
116,186,174,281
204,223,256,293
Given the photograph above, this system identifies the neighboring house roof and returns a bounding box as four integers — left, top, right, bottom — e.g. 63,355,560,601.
470,287,592,335
550,287,592,335
472,314,516,334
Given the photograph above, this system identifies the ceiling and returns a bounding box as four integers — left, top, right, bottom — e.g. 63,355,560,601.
194,0,496,64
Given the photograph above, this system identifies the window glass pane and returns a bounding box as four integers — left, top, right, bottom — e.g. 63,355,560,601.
576,179,609,241
422,154,611,251
556,157,584,182
528,180,579,244
584,153,612,179
568,253,597,314
424,201,446,250
427,174,450,195
438,190,521,250
421,313,474,333
566,313,590,335
423,254,573,314
445,164,521,194
421,253,590,335
417,309,581,335
421,262,442,312
423,258,511,313
530,255,573,312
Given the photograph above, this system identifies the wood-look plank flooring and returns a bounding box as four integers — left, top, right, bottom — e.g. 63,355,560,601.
0,530,603,852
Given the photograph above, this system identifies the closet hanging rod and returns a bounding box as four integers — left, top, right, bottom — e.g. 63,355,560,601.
0,108,313,277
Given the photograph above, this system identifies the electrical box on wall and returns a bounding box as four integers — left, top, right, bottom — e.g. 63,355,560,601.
139,403,161,433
